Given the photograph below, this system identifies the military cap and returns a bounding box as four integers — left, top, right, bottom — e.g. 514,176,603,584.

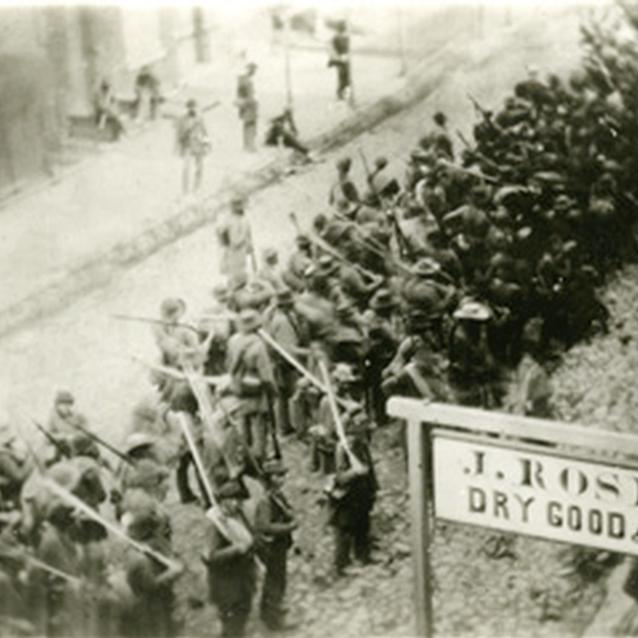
160,297,186,320
238,308,262,331
369,288,396,311
374,156,388,171
276,287,295,306
263,248,278,263
332,363,359,383
0,422,15,446
315,255,339,277
186,98,197,109
55,390,75,405
245,62,258,72
295,234,311,247
345,417,368,437
132,398,158,422
212,283,230,302
124,432,156,456
412,258,441,278
230,196,246,211
216,479,249,501
262,458,288,475
125,460,170,491
453,300,492,321
336,157,352,172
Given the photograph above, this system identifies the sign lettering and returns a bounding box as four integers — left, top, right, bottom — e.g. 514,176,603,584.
433,436,638,555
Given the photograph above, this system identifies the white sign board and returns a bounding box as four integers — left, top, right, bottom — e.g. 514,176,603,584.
434,435,638,555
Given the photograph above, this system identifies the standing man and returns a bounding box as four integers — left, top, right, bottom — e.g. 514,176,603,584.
255,459,298,631
204,480,257,638
266,288,310,437
175,99,210,195
328,20,351,102
227,309,277,464
236,62,259,152
217,197,255,285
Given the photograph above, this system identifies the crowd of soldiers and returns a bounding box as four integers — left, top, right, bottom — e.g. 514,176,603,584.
2,25,638,636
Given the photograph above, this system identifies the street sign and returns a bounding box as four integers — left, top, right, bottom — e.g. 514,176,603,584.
386,398,638,637
433,434,638,556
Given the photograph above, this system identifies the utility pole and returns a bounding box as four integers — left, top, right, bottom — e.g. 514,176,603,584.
346,15,356,109
284,13,293,110
398,7,407,77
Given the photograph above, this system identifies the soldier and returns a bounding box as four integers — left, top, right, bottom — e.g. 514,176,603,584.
198,284,236,376
46,391,89,462
227,309,277,464
266,288,310,437
431,111,454,160
204,480,257,637
363,288,401,426
236,62,259,152
338,242,384,310
0,422,32,510
328,414,378,577
255,459,298,631
217,197,256,284
152,298,203,372
175,99,210,194
282,234,313,292
264,107,311,161
329,157,359,217
448,300,499,408
328,20,351,101
505,317,553,418
258,248,286,293
121,495,184,638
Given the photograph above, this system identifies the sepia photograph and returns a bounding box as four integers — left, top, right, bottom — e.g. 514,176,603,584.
1,0,638,636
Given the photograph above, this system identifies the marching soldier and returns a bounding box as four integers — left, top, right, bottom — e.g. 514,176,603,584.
204,480,257,637
266,288,310,437
328,413,378,577
121,495,184,638
227,309,277,464
217,197,256,284
255,459,298,631
283,234,313,292
448,300,499,408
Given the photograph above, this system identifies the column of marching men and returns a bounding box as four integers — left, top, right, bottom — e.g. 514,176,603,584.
2,62,635,636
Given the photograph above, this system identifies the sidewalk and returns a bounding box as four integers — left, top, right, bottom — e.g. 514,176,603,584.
0,39,404,328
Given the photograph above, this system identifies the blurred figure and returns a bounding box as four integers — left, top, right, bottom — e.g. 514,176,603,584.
265,108,312,161
94,79,125,141
236,62,259,152
328,20,351,101
175,99,210,194
134,65,161,121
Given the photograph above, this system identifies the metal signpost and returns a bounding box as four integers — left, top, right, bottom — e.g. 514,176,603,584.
387,398,638,638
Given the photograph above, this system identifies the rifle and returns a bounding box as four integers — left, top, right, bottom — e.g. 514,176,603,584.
30,419,71,460
289,212,380,282
437,158,498,184
357,147,414,261
62,417,133,466
43,479,181,570
467,93,491,119
112,314,200,335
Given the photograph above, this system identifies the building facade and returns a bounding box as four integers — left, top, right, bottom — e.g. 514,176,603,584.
0,6,212,195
